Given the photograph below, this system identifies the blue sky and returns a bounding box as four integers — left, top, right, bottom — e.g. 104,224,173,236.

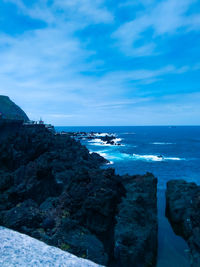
0,0,200,125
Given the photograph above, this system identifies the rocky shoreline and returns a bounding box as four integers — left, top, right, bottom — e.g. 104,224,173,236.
1,96,200,267
1,119,200,266
0,120,157,266
62,131,122,146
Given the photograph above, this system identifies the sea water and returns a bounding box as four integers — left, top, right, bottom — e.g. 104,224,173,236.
56,126,200,267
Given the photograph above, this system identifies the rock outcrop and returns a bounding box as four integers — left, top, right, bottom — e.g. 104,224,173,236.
166,180,200,267
0,95,29,121
0,113,158,266
114,174,157,267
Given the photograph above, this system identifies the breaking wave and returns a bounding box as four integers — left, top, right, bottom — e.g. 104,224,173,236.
132,154,184,162
93,150,185,163
88,138,124,146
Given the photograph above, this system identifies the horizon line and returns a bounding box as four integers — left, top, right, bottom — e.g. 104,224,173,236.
54,125,200,127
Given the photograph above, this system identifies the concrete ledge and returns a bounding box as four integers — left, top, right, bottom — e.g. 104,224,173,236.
0,227,103,267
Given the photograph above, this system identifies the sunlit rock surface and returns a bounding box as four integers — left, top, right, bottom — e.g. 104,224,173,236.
0,227,103,267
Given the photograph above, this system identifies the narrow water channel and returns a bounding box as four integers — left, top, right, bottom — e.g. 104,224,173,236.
156,187,190,267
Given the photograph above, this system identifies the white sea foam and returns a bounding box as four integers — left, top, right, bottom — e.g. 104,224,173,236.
151,142,175,145
132,154,183,162
88,138,124,147
88,138,102,143
93,133,115,137
106,161,114,165
92,142,113,146
94,151,116,164
90,149,184,163
165,157,182,161
115,138,122,142
89,139,112,146
101,152,132,161
132,154,163,161
98,152,108,158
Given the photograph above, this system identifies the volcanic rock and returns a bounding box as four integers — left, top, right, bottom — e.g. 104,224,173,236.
114,173,158,267
166,180,200,267
0,98,158,266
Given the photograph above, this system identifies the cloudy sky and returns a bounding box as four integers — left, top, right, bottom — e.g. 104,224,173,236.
0,0,200,125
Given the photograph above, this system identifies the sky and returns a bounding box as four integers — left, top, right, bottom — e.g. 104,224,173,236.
0,0,200,126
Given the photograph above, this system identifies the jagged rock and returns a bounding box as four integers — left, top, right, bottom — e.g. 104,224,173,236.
166,180,200,267
90,152,109,164
51,218,108,265
0,171,13,192
1,199,41,231
114,173,158,267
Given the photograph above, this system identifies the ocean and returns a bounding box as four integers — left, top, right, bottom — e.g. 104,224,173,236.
56,126,200,267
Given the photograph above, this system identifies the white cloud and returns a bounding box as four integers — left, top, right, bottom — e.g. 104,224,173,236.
53,0,114,24
4,0,113,25
1,0,200,125
113,0,200,57
98,65,181,85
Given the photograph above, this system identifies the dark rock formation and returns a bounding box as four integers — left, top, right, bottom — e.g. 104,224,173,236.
0,95,29,121
0,120,158,266
166,180,200,267
99,135,119,146
114,174,158,267
67,132,121,146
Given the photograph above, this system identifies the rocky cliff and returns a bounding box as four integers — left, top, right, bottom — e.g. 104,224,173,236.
0,97,158,266
0,123,158,266
0,95,29,121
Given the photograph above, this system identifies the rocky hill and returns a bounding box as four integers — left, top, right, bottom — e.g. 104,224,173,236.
0,95,29,121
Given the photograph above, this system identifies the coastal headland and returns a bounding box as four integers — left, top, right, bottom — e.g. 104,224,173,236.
0,118,157,266
0,96,199,266
0,96,157,266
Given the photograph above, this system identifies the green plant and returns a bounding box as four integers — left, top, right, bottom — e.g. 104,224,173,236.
60,243,70,251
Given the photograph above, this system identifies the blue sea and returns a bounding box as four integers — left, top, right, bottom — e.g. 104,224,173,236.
56,126,200,267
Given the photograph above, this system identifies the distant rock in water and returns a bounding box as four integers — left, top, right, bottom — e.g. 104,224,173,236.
0,95,29,121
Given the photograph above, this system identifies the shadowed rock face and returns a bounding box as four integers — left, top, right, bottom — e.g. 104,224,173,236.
166,180,200,267
0,122,158,266
114,174,158,267
0,95,29,121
